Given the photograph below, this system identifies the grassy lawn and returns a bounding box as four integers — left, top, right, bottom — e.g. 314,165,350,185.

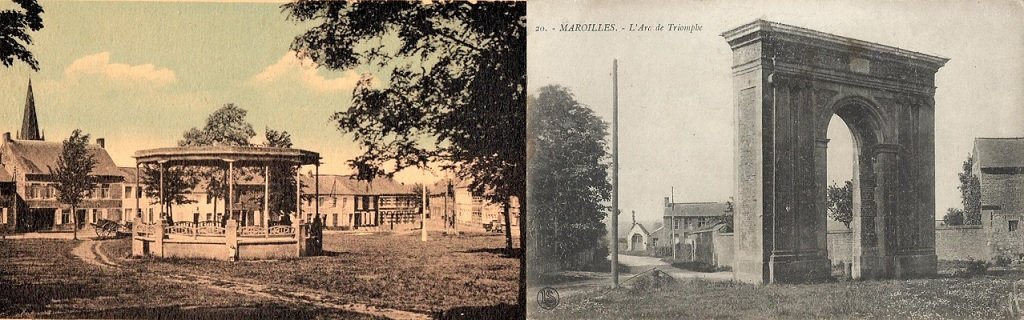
107,231,520,315
0,239,373,319
532,263,1019,319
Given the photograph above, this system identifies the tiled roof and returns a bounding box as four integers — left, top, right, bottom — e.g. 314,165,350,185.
975,138,1024,168
664,202,730,217
301,174,415,195
4,139,123,177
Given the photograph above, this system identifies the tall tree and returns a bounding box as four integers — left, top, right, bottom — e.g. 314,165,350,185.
283,0,526,307
959,156,982,225
716,197,735,232
827,180,854,228
264,128,297,217
179,103,258,225
53,129,96,241
139,164,197,222
943,207,965,226
0,0,44,70
528,85,611,272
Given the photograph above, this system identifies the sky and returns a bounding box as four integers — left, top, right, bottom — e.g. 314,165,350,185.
0,0,443,184
527,0,1024,228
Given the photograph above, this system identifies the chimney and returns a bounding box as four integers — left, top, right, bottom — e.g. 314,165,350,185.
96,138,105,148
2,132,10,142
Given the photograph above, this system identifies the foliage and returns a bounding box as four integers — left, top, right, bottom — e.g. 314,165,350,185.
958,156,982,225
0,0,43,70
827,180,854,228
528,85,611,271
52,129,96,240
629,269,675,292
284,0,525,305
177,104,291,221
943,207,965,226
670,261,728,273
950,260,989,277
716,197,734,232
139,164,198,220
264,128,297,215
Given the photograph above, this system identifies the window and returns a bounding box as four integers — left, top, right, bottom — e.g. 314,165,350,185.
1010,220,1019,232
332,197,337,207
100,184,110,199
207,213,213,221
125,186,133,199
148,208,154,223
61,210,70,224
319,196,325,206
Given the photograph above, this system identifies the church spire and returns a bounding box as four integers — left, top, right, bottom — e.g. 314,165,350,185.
19,79,42,141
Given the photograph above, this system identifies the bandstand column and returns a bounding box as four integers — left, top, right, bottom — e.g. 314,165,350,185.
315,163,320,220
158,161,165,219
226,160,234,224
295,165,301,222
264,165,270,228
135,163,140,219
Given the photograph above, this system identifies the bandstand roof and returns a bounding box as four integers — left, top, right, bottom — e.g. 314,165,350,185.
134,146,320,167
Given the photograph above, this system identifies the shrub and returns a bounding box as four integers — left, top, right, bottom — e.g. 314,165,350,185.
652,246,673,257
671,261,721,273
630,269,675,292
951,259,989,277
994,255,1012,267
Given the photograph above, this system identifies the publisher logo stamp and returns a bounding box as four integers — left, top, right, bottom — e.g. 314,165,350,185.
537,287,560,310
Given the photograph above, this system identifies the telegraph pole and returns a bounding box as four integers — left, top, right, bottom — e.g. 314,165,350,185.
421,184,428,242
611,59,620,288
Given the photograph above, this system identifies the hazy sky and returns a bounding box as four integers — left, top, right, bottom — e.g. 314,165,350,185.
0,1,441,184
528,0,1024,226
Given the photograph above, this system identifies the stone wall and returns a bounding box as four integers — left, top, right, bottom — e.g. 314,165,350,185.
934,225,987,261
713,232,733,267
827,230,853,265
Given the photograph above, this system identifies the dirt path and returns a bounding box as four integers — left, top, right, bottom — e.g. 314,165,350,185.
71,240,429,320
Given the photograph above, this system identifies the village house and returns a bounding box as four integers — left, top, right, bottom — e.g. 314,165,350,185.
119,166,272,226
428,178,520,231
661,199,730,245
976,137,1024,260
300,174,420,230
0,82,125,231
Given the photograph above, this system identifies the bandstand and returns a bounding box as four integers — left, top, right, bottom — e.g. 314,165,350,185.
130,146,323,260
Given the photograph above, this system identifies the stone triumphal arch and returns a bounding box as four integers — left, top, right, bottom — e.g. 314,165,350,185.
722,20,948,283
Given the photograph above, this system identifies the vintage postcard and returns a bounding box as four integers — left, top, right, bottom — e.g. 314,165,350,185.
0,1,524,319
527,0,1022,319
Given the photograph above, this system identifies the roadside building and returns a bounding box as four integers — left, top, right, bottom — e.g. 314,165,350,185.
661,199,730,246
428,178,520,231
1,133,125,231
975,137,1024,260
300,174,419,229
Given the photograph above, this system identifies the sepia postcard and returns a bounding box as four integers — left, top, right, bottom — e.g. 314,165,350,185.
0,1,524,319
526,0,1023,319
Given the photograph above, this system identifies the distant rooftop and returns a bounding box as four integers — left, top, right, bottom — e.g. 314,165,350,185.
974,137,1024,168
664,202,730,217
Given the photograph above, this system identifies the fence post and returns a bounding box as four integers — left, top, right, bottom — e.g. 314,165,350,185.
132,217,144,257
293,215,304,257
226,219,238,261
154,219,166,258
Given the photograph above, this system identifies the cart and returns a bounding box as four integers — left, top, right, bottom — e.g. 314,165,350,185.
91,219,131,239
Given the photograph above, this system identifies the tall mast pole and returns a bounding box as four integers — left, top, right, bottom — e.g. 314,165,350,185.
611,59,619,288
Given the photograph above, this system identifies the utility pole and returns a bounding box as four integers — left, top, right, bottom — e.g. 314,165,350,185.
611,59,620,288
421,184,427,242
